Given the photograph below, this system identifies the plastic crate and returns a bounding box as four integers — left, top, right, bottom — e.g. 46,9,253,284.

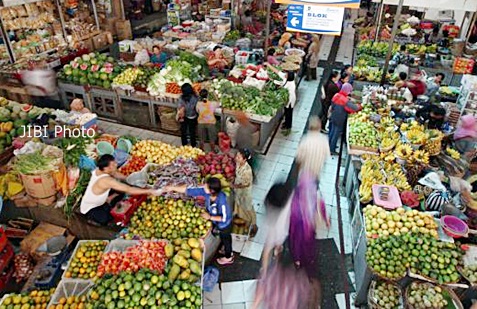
0,243,14,273
48,279,94,308
62,240,109,281
235,51,250,65
110,195,148,226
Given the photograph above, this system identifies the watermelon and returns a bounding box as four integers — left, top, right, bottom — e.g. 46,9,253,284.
80,64,88,71
21,105,32,112
100,73,108,81
79,77,88,85
103,80,111,88
91,64,100,72
90,58,98,65
93,72,100,79
107,56,114,63
71,62,79,69
82,54,91,62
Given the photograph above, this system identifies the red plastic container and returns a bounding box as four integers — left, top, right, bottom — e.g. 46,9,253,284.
110,195,147,226
218,132,231,153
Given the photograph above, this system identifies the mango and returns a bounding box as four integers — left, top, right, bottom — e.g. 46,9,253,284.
187,238,200,249
177,250,190,259
168,264,181,282
173,255,189,269
165,244,174,258
191,248,202,262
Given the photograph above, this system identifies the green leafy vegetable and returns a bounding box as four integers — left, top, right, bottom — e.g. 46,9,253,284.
13,152,57,174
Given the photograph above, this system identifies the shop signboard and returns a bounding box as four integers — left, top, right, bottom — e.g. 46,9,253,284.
286,4,344,36
276,0,360,9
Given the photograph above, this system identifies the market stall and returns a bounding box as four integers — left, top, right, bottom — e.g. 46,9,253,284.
339,76,477,307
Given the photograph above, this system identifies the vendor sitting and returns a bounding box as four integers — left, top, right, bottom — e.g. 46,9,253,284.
207,46,229,72
70,98,90,114
454,115,477,156
80,154,159,226
416,104,446,130
425,73,445,98
266,48,280,66
150,45,168,65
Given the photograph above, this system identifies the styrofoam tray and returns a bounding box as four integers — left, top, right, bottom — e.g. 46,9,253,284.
105,238,140,253
62,240,109,281
48,279,94,308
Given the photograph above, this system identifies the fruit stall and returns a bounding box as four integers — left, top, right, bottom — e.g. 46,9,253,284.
0,82,257,302
54,49,294,152
339,80,477,307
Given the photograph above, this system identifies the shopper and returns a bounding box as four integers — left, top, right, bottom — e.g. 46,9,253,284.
233,148,258,237
150,45,168,65
416,104,446,130
266,48,280,66
329,83,361,155
266,63,297,134
321,71,340,132
196,89,218,151
391,45,410,75
394,72,410,89
425,72,445,97
336,72,350,89
178,83,199,147
164,177,234,265
454,114,477,155
340,64,354,85
305,35,320,81
296,117,330,181
80,155,160,226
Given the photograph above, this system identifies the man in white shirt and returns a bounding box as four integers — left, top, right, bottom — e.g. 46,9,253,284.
80,154,159,226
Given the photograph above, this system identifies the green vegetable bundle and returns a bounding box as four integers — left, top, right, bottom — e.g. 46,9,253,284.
13,152,57,174
54,136,93,167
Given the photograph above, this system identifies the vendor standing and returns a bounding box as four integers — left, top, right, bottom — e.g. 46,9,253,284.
80,155,159,226
425,73,445,98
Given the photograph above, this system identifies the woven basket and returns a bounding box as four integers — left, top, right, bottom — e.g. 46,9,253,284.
158,106,180,132
368,280,404,309
424,138,442,156
404,281,463,309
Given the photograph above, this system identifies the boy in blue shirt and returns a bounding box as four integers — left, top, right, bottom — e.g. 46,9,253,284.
164,177,234,265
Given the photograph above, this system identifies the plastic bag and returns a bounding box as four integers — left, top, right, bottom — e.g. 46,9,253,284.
134,49,150,66
418,172,446,191
79,155,96,171
13,141,44,156
202,266,220,293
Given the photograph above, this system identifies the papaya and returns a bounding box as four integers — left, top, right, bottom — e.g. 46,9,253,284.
187,238,200,249
189,260,202,276
177,250,190,259
165,244,174,258
172,255,189,269
168,264,181,282
191,248,202,262
188,274,198,283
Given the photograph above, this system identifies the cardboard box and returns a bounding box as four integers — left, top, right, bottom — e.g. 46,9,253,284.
92,33,109,50
116,20,132,40
101,17,119,36
82,38,94,52
20,222,66,256
20,172,57,199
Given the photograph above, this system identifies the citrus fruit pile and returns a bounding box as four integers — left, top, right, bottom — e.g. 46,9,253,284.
0,289,54,309
64,241,108,279
49,295,88,309
127,197,212,240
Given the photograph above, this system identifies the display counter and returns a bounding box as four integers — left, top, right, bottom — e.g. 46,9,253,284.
58,82,283,153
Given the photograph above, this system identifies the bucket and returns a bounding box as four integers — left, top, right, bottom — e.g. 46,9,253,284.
114,149,129,167
116,138,133,153
96,141,114,156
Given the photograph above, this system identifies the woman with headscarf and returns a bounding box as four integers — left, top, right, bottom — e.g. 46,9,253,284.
454,115,477,155
329,83,361,155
